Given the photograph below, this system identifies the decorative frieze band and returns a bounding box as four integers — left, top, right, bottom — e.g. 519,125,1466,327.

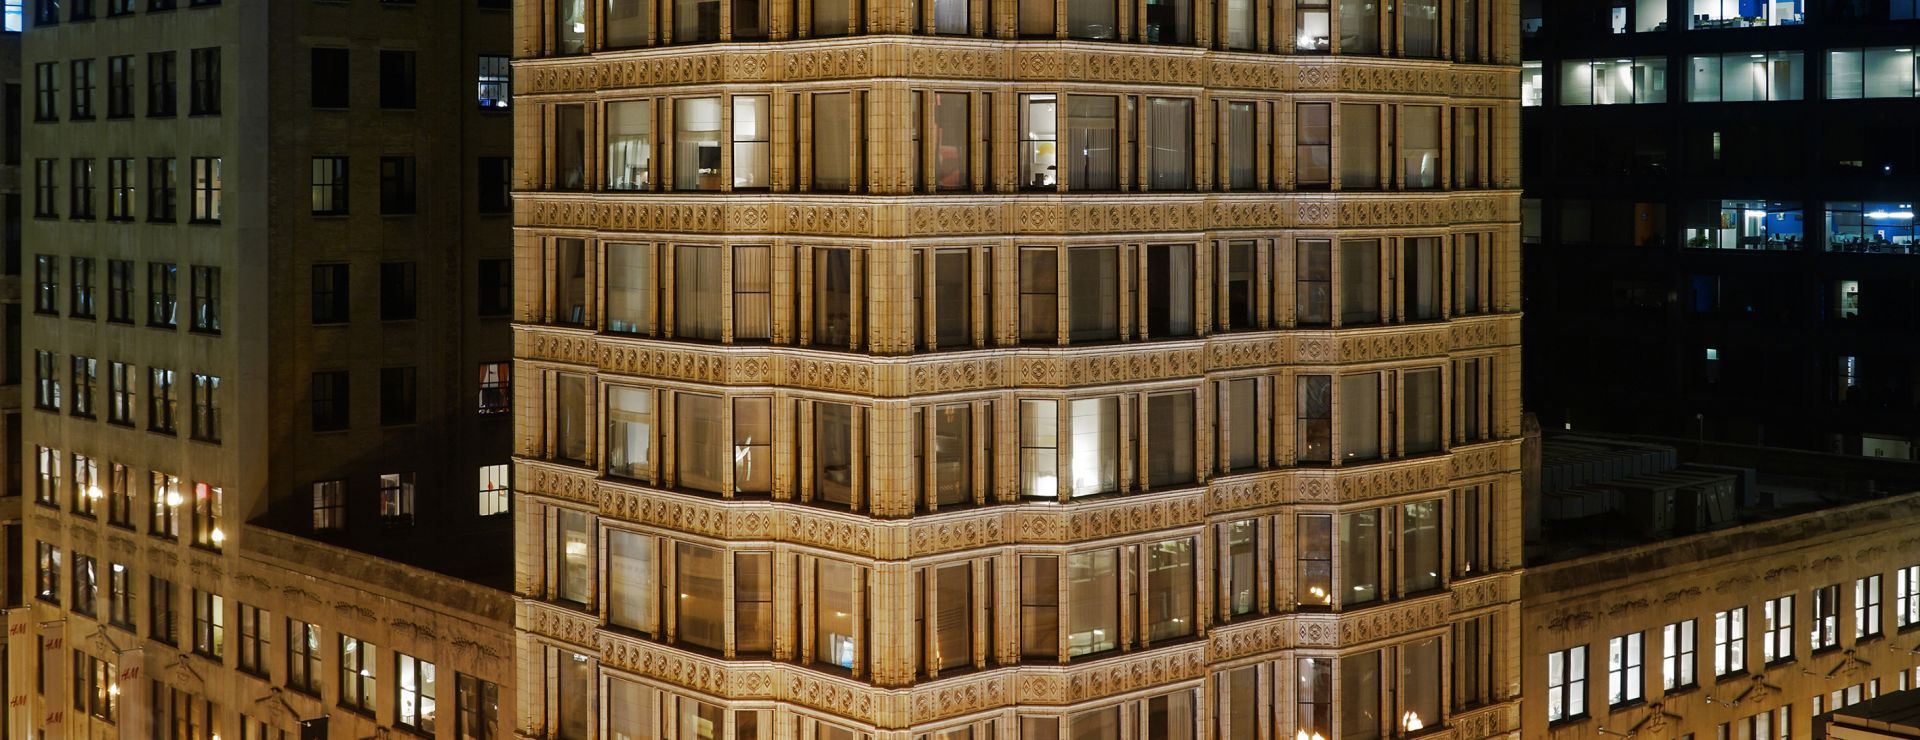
516,316,1521,397
516,41,1515,99
517,438,1520,559
516,191,1518,236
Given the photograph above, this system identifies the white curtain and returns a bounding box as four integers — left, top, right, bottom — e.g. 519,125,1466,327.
1226,102,1254,189
811,93,853,191
673,97,722,190
732,246,770,340
606,101,652,190
673,246,722,339
605,243,652,334
1066,96,1117,190
605,0,651,46
1147,97,1192,191
731,96,769,188
1401,106,1439,189
934,0,968,33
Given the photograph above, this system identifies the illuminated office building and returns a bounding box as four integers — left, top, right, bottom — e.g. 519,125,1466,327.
1520,0,1920,456
514,0,1526,737
16,1,516,736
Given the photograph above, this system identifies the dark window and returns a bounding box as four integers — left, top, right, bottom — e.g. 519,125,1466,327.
478,259,511,317
146,157,175,221
188,47,218,115
478,55,510,109
105,56,131,118
36,0,58,25
32,254,55,314
311,371,348,431
5,84,20,164
146,51,175,117
149,0,175,8
311,264,348,324
310,156,347,215
147,367,175,434
478,156,510,213
147,262,176,327
107,0,130,14
106,157,133,219
190,265,219,333
380,367,416,426
33,158,56,218
379,156,415,214
68,256,93,319
380,262,416,321
379,50,416,109
106,259,131,323
67,158,93,219
33,62,56,121
310,48,348,108
69,0,88,19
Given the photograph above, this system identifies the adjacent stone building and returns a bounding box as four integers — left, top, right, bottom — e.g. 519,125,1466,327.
1521,440,1920,740
511,0,1527,737
13,1,517,736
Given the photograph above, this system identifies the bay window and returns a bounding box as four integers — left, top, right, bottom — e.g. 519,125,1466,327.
1068,247,1120,342
1220,0,1252,48
736,551,774,654
554,238,588,326
1218,240,1256,331
606,386,654,481
1401,638,1442,731
1400,106,1439,189
813,558,863,670
1019,555,1059,658
675,542,726,650
916,402,990,510
1341,510,1380,605
1066,96,1119,191
1403,367,1441,454
810,401,862,507
1019,94,1058,188
1144,538,1194,642
1018,247,1058,342
1338,0,1379,54
672,393,771,495
556,373,589,464
1068,397,1119,497
554,508,592,605
1296,103,1331,187
1297,0,1330,52
1066,0,1118,39
919,248,976,349
605,242,654,335
916,560,989,677
1339,239,1381,325
673,245,723,339
1298,514,1333,607
555,104,586,190
1296,374,1332,463
607,530,657,635
1220,377,1259,471
1298,657,1332,739
607,0,654,47
808,247,861,348
1402,499,1442,593
674,97,724,190
1339,104,1380,188
1222,102,1255,190
1144,97,1192,190
1144,244,1194,337
810,92,854,191
1219,519,1258,618
1339,372,1380,462
1143,392,1195,487
1404,236,1441,320
1403,0,1439,58
1066,549,1118,656
674,0,721,42
733,97,772,189
1340,650,1383,740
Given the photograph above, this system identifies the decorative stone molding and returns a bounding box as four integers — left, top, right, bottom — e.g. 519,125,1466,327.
1337,594,1452,647
522,599,599,649
908,674,1011,724
1210,617,1297,661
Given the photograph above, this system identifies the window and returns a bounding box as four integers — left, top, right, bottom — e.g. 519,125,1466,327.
107,157,134,219
477,54,509,109
1404,367,1441,453
809,247,858,347
150,472,180,538
339,635,376,714
1295,374,1332,463
108,463,134,527
456,674,500,740
71,553,96,615
1144,392,1195,486
1758,592,1789,661
1018,94,1057,188
1664,620,1697,689
148,51,176,116
35,541,60,603
1814,583,1840,650
1714,607,1746,676
1689,0,1801,27
378,472,415,523
1608,633,1644,706
607,100,653,191
34,159,56,218
1690,51,1808,102
68,256,94,318
72,651,116,723
555,373,588,464
1067,96,1119,190
810,92,853,191
478,258,512,315
108,562,132,627
69,59,93,120
69,158,94,219
736,97,774,188
189,47,219,115
478,361,510,416
190,265,219,332
1144,97,1192,190
310,156,347,214
148,367,177,434
235,603,265,676
1547,646,1588,722
191,589,224,659
190,156,220,221
378,261,417,321
1341,510,1380,606
34,62,56,121
1829,48,1920,99
554,508,592,604
1339,373,1380,461
1559,57,1669,105
1858,575,1883,639
478,463,509,516
33,351,58,409
311,48,349,108
1339,104,1379,188
190,374,220,442
397,653,436,733
149,576,177,644
380,156,416,214
605,386,654,481
1899,565,1919,629
148,261,176,327
553,103,586,189
311,370,348,431
1340,239,1381,324
71,453,98,516
312,264,348,323
311,480,344,531
148,156,176,221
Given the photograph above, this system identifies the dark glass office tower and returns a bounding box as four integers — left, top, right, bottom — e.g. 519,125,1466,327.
1522,0,1920,456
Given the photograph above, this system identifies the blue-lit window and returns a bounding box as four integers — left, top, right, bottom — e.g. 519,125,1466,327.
1826,202,1917,253
1686,200,1804,250
476,55,508,110
1895,0,1916,19
1688,52,1804,102
4,1,22,31
1827,48,1918,99
1686,0,1803,29
1559,57,1668,105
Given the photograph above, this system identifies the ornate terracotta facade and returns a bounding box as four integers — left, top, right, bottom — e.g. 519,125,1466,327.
512,0,1524,736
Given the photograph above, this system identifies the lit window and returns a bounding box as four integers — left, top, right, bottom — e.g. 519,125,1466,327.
478,464,510,516
1546,645,1588,722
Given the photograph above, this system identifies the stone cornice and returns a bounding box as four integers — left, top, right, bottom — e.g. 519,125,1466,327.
513,39,1519,100
515,314,1523,397
516,438,1521,559
512,190,1522,236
